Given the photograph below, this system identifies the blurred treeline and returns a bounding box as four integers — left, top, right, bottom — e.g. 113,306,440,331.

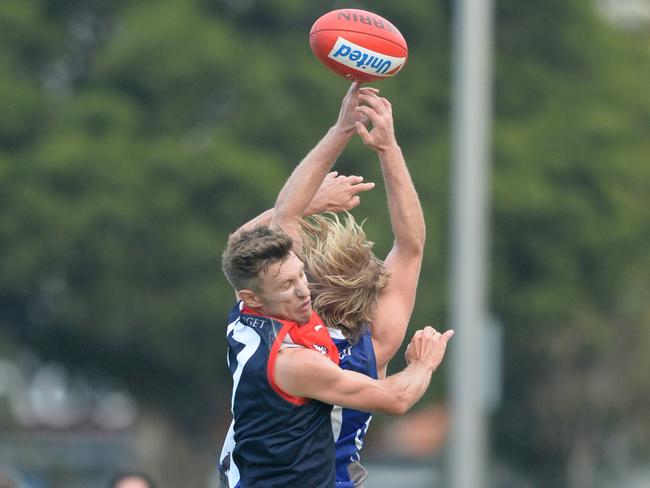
0,0,648,486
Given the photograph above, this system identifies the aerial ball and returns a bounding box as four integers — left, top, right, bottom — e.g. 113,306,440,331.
309,9,408,82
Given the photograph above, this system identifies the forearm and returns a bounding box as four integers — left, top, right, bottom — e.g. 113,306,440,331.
275,347,436,416
235,170,373,239
379,145,425,255
272,127,353,230
376,363,433,415
234,202,321,237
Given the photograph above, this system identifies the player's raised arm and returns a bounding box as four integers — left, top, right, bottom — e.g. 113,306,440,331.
233,172,374,236
356,91,426,375
271,83,378,247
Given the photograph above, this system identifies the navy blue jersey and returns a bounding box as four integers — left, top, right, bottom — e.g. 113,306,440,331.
329,327,378,488
219,302,339,488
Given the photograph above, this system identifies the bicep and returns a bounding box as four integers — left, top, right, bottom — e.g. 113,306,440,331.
274,348,395,413
371,247,424,370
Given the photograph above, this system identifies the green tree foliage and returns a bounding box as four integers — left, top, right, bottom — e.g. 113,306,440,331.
492,0,650,484
1,0,648,484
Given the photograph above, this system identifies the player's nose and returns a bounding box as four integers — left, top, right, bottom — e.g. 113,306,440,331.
296,281,310,298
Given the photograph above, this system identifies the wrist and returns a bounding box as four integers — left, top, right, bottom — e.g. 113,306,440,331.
406,359,435,375
378,142,401,157
330,124,356,140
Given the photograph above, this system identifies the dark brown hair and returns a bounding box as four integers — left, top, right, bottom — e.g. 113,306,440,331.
222,226,294,291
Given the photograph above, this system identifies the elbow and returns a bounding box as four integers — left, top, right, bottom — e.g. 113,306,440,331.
270,210,287,229
396,239,425,260
397,227,426,257
411,235,426,256
270,212,297,234
413,223,426,255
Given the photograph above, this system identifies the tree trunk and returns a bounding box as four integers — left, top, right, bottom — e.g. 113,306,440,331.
567,434,596,488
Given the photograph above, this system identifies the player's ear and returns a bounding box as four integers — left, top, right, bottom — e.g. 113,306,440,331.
238,289,263,309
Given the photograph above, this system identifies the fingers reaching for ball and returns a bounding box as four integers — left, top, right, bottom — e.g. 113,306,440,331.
352,88,397,152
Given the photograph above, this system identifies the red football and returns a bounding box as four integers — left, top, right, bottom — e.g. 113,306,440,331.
309,9,408,82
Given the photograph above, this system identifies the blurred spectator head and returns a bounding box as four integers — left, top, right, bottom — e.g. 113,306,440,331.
108,471,156,488
0,471,16,488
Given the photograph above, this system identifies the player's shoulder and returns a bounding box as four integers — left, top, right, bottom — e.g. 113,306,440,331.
328,324,373,345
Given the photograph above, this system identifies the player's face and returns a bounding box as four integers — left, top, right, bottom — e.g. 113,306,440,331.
255,253,312,324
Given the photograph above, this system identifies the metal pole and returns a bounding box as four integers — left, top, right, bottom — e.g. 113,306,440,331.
448,0,494,487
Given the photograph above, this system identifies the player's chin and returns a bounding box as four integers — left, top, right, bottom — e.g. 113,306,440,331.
295,307,312,325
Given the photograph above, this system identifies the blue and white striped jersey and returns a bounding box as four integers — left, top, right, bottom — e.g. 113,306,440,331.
329,326,378,488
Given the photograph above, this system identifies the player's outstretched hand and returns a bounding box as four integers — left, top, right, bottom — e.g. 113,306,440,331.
355,91,397,153
335,82,381,134
306,171,375,214
405,326,454,372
